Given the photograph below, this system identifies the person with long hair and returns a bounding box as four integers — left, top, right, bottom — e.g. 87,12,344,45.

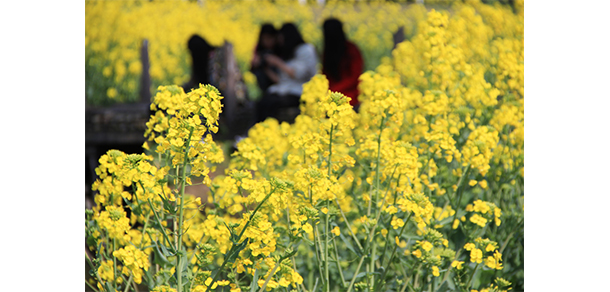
182,34,216,93
256,22,318,123
322,18,364,108
250,23,280,94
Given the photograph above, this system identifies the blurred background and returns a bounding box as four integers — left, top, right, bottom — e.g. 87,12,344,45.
85,1,524,291
85,0,519,106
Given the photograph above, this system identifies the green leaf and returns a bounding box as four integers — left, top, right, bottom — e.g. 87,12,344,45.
152,240,172,266
338,230,361,257
180,256,190,289
354,272,367,280
104,282,116,292
249,268,260,292
436,279,450,292
226,238,249,263
280,248,298,262
159,241,174,257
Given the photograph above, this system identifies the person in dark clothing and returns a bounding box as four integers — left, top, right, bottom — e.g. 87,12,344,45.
256,23,318,123
322,18,364,108
182,34,216,93
250,23,280,94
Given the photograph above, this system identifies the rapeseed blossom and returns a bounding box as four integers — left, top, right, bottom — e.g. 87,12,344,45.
86,1,523,291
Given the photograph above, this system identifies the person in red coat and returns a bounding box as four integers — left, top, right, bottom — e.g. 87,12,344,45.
322,18,364,108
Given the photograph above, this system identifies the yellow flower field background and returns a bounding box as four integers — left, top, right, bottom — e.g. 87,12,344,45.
85,1,524,292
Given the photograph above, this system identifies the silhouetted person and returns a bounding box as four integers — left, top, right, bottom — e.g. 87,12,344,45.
322,18,364,108
256,23,318,123
250,24,280,94
183,34,216,93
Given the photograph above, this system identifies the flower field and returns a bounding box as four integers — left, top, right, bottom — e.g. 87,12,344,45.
85,1,524,292
87,0,433,104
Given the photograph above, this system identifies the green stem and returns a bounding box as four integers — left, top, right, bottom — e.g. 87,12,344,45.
500,216,523,255
334,198,364,253
205,186,277,292
324,125,333,292
399,262,411,292
331,236,347,288
176,129,193,292
239,185,276,239
324,201,330,292
85,252,103,292
207,257,230,292
122,274,133,292
375,170,400,267
314,221,326,287
292,254,308,292
363,166,398,289
450,164,471,226
466,263,480,290
375,212,412,291
188,227,209,265
368,114,386,289
437,247,465,291
85,279,100,292
113,238,118,290
258,262,281,292
147,198,177,252
375,115,385,198
369,247,376,289
346,255,366,292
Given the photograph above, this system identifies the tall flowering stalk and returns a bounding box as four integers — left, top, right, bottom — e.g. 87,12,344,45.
87,3,523,291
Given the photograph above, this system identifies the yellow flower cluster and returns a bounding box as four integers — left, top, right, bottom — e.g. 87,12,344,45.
463,199,502,228
87,84,231,292
97,260,115,282
96,206,131,241
462,126,500,176
86,0,429,104
145,84,225,184
464,237,502,270
410,229,454,278
101,153,168,204
113,245,150,284
86,1,524,291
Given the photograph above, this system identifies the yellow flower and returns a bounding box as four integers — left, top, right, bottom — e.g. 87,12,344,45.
97,260,114,282
470,248,483,263
451,260,464,270
331,226,340,236
452,219,460,229
302,223,313,235
473,200,491,214
107,87,118,99
420,240,433,252
485,243,497,252
470,213,487,227
204,277,218,289
464,242,475,251
432,266,440,277
412,249,422,258
278,277,291,287
396,237,407,248
113,245,150,284
391,217,405,229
